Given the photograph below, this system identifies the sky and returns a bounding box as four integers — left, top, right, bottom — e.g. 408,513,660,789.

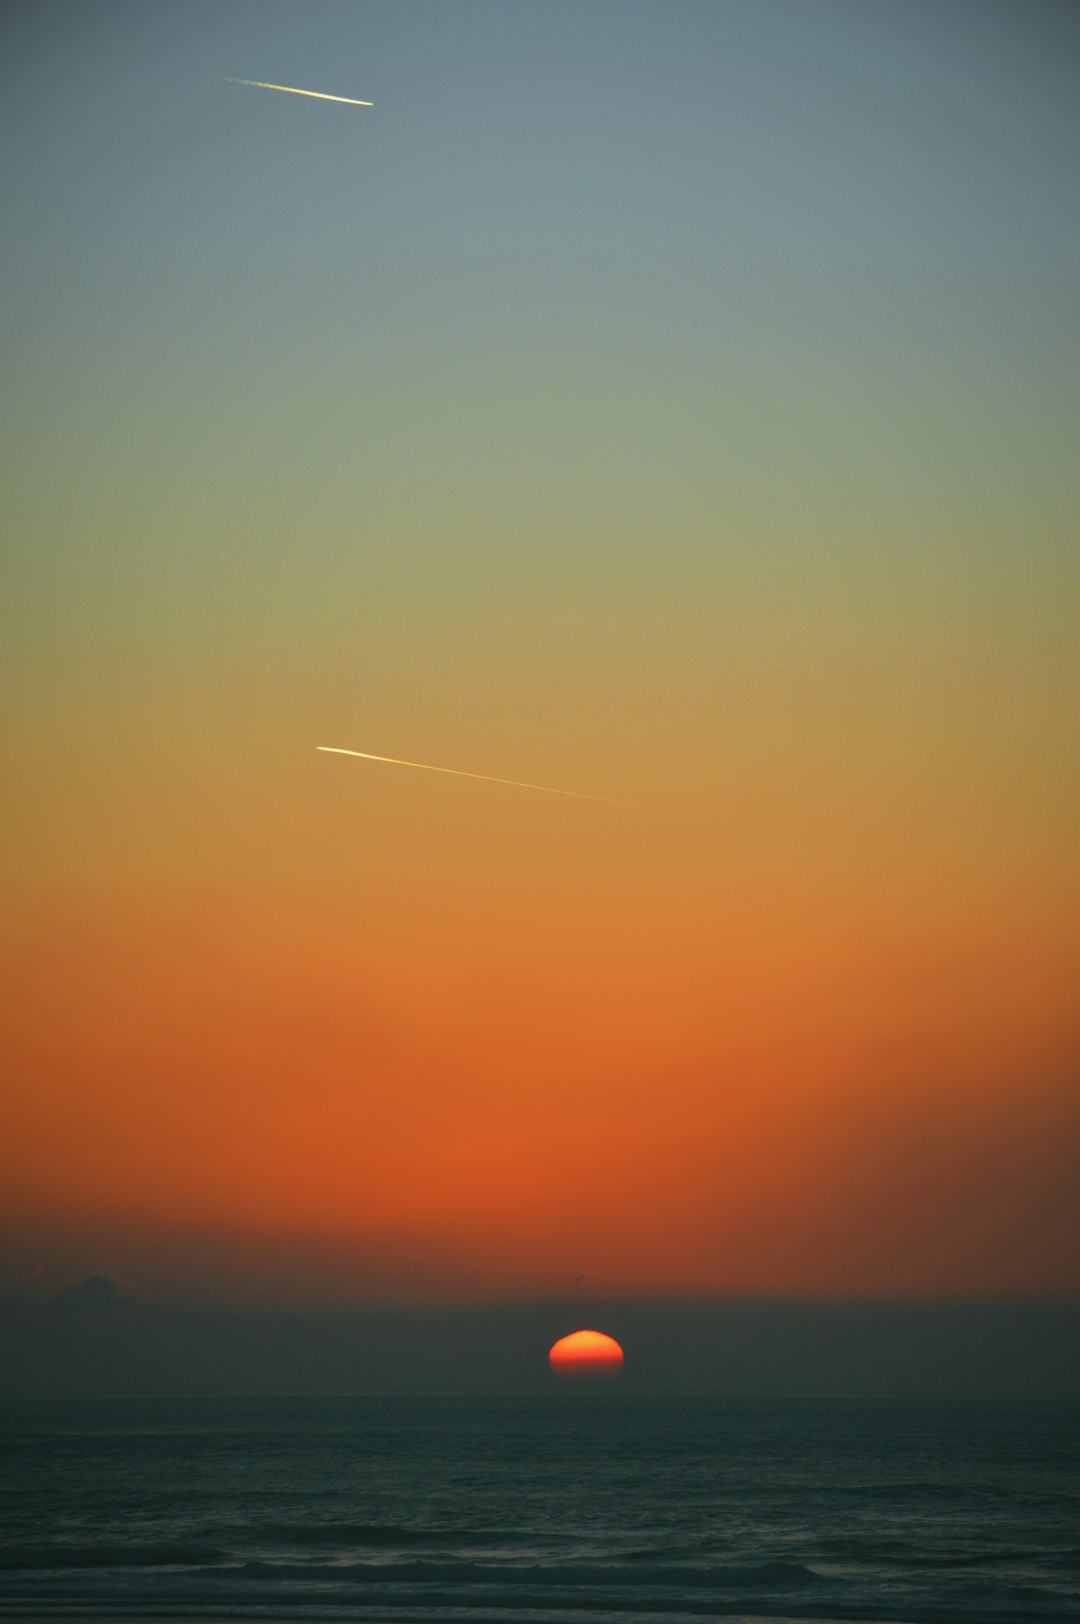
2,0,1078,1312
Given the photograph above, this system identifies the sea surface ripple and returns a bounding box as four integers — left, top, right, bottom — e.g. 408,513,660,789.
1,1395,1077,1624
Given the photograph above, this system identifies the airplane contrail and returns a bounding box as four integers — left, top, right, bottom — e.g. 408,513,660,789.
226,78,373,107
316,747,629,805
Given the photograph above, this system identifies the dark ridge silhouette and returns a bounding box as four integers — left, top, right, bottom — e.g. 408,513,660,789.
45,1274,155,1315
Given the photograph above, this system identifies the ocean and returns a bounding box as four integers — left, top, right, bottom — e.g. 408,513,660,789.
1,1395,1076,1624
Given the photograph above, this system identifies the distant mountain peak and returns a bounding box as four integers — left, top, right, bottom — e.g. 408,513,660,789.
46,1274,155,1312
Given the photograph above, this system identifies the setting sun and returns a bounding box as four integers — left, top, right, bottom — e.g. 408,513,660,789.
548,1329,625,1380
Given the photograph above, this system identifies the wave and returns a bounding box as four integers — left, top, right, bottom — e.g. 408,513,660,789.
0,1546,824,1591
2,1565,1072,1624
814,1532,1070,1569
235,1556,825,1590
220,1522,527,1549
0,1544,229,1571
620,1542,722,1561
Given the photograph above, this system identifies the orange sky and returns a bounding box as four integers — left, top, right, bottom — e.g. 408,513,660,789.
3,2,1079,1308
4,794,1077,1304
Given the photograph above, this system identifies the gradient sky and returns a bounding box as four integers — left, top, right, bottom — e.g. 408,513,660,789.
2,0,1078,1307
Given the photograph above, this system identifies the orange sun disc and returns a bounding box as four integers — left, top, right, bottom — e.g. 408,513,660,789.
548,1329,625,1379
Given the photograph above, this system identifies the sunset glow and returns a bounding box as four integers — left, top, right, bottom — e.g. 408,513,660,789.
2,0,1078,1315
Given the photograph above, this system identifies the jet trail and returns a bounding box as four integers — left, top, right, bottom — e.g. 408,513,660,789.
226,78,373,106
316,747,629,805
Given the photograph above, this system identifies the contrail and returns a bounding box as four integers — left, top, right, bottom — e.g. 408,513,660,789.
317,747,629,805
226,78,373,107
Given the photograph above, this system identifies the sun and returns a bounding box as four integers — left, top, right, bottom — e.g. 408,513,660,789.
548,1329,624,1380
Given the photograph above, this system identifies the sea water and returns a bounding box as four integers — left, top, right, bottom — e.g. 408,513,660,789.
1,1395,1076,1623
